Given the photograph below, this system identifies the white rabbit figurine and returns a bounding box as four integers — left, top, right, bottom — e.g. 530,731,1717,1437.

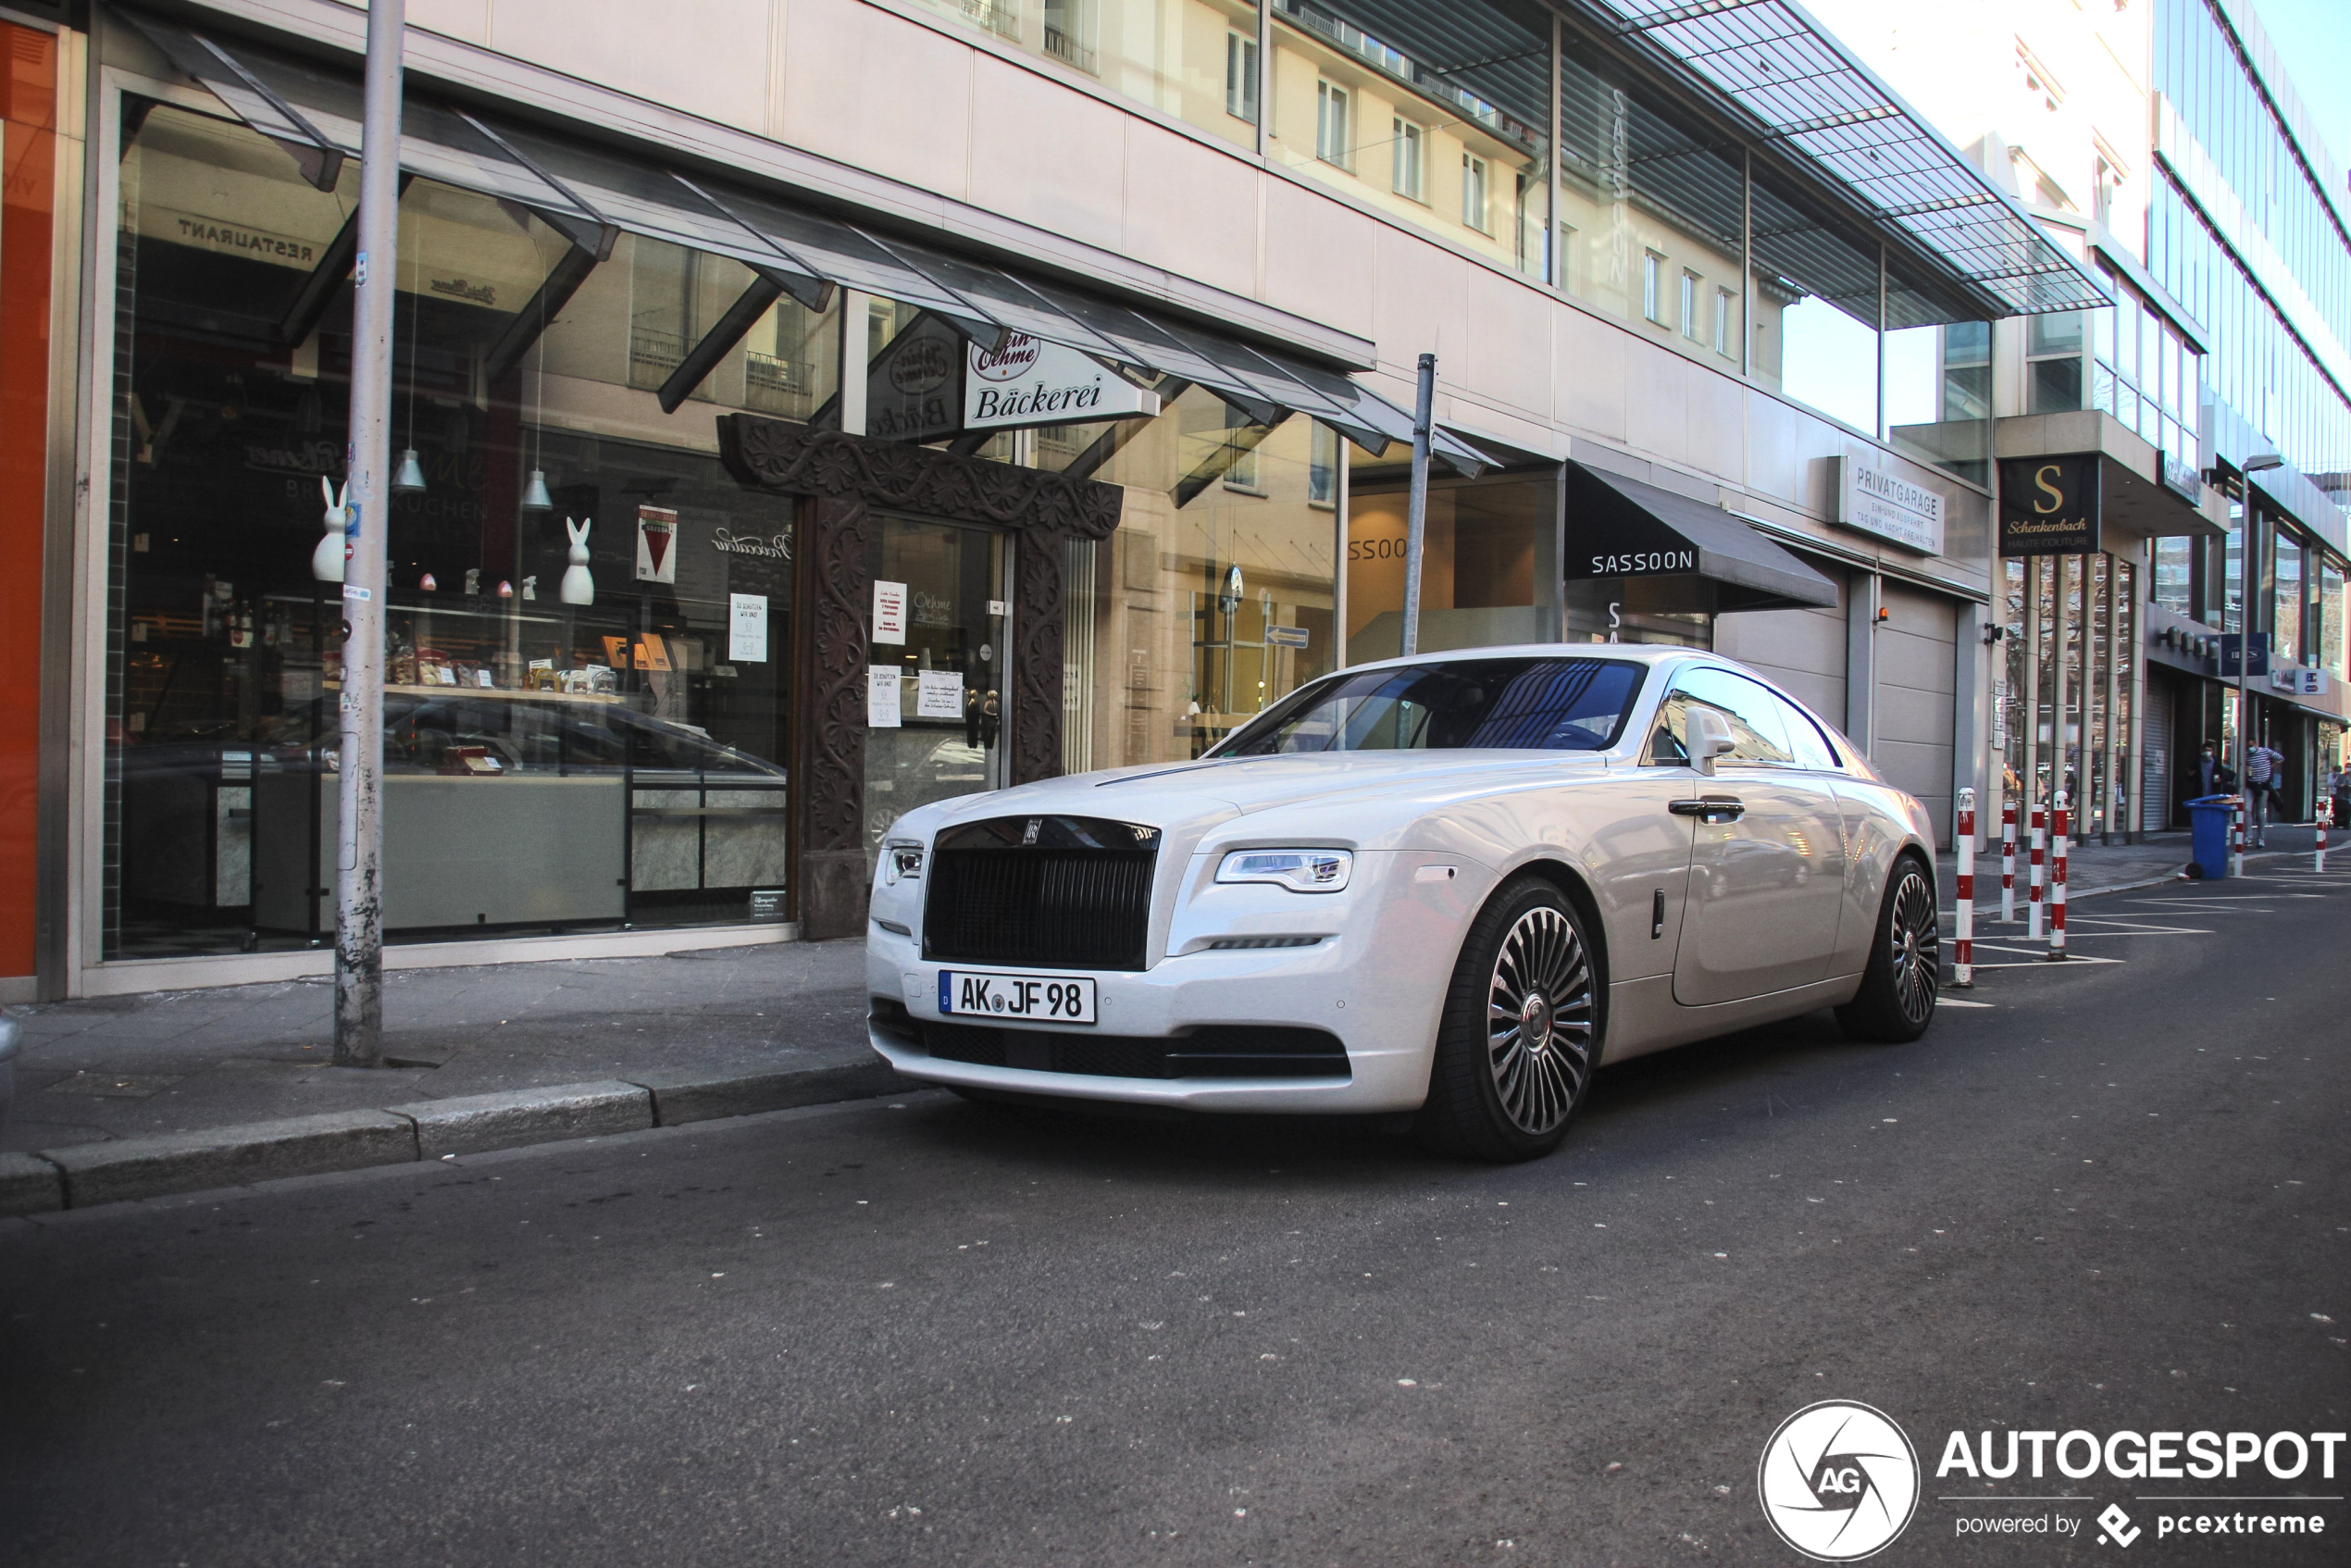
313,476,347,583
559,516,595,605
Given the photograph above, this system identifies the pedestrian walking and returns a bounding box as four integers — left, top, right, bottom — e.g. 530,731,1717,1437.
2243,738,2284,846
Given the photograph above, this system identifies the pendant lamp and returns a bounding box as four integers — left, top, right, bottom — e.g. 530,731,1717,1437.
520,469,554,512
392,447,429,494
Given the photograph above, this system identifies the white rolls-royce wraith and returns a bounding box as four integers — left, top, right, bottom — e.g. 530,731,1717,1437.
865,645,1940,1161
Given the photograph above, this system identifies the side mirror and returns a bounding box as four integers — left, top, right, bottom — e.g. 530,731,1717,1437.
1686,708,1736,777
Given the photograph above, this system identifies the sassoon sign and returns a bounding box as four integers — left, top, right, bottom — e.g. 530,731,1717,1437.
964,333,1161,430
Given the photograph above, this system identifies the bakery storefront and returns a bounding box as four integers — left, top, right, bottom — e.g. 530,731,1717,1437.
96,18,1455,964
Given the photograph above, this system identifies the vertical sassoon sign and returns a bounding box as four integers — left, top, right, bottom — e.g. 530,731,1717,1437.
964,333,1161,430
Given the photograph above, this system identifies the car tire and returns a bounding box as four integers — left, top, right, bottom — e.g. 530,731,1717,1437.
1415,877,1601,1163
1834,854,1939,1043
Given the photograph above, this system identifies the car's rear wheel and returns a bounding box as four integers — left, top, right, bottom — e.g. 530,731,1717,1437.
1834,855,1939,1042
1416,878,1600,1163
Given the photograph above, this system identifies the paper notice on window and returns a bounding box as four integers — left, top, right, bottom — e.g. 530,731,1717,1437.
729,593,768,662
867,666,902,728
916,668,964,720
872,579,908,645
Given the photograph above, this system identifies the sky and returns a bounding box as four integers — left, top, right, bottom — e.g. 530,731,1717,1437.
2249,0,2351,173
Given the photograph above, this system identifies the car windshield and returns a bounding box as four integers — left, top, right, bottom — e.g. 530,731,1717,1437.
1215,657,1646,755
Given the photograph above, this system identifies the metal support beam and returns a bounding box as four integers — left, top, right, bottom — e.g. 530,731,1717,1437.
280,171,413,350
655,270,796,415
1174,420,1278,509
483,240,600,386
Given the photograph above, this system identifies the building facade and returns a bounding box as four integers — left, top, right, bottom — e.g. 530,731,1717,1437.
6,0,2121,1001
1815,0,2351,839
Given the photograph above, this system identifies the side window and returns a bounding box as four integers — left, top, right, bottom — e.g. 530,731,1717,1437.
1769,691,1842,770
1653,667,1795,766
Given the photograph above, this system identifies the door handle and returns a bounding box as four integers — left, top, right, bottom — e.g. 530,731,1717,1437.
1671,795,1746,823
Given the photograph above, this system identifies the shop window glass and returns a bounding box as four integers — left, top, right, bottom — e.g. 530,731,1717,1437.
2273,528,2303,666
2154,537,2195,617
2324,561,2346,680
104,101,819,958
1348,469,1554,660
1055,389,1338,763
1885,299,1992,485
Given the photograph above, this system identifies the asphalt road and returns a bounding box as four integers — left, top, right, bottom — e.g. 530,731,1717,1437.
5,868,2346,1567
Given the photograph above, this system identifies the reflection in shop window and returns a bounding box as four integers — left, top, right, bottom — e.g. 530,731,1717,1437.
103,99,821,958
1061,390,1337,765
1348,467,1554,660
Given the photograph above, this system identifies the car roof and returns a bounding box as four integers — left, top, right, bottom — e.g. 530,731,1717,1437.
1332,642,1698,676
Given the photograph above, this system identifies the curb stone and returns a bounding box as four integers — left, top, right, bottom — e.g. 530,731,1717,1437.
0,1151,64,1216
19,1058,913,1213
392,1080,653,1159
41,1109,419,1209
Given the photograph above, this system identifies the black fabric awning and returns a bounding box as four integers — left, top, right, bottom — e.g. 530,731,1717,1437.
1564,463,1841,613
127,10,1486,474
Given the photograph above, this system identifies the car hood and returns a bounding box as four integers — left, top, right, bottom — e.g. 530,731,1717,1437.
911,750,1615,843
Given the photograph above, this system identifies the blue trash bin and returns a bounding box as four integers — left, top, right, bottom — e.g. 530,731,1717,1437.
2184,794,2235,878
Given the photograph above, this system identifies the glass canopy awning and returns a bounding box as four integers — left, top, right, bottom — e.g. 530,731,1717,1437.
1586,0,2108,316
127,12,1492,474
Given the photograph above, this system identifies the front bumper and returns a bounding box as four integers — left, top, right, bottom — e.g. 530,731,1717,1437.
865,920,1462,1115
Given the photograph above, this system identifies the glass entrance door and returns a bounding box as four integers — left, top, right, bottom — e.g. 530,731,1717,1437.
865,516,1010,867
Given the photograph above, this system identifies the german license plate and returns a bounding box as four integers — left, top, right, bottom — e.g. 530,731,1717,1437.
938,969,1098,1025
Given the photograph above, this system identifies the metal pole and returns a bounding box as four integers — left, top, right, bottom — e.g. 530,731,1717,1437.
1254,0,1272,161
333,0,405,1067
1400,352,1435,658
1547,15,1561,290
1954,787,1975,986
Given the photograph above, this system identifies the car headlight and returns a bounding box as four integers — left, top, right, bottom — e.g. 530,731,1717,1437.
1215,848,1351,893
882,840,926,885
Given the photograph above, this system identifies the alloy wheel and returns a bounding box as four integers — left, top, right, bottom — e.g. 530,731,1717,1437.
1486,904,1596,1136
1889,866,1939,1027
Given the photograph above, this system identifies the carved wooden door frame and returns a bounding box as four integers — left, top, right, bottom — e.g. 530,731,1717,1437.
716,417,1124,940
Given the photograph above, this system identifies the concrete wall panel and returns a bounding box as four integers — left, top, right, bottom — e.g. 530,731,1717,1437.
778,0,972,199
1261,178,1377,341
967,56,1127,254
1121,131,1258,298
492,0,773,133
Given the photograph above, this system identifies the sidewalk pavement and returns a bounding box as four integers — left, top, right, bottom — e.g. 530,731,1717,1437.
3,825,2332,1215
0,939,892,1214
1933,823,2328,911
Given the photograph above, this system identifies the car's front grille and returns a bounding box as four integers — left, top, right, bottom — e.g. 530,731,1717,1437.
923,815,1160,971
918,1021,1350,1081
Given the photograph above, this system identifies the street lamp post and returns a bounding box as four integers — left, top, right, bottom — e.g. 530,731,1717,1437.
333,0,405,1067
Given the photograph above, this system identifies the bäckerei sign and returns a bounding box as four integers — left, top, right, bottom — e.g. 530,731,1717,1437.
964,334,1161,430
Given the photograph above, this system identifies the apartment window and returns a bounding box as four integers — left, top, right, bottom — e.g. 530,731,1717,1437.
1392,118,1424,202
2027,310,2085,414
1679,271,1700,340
1461,154,1489,232
1224,403,1263,492
1642,252,1663,324
1713,288,1735,357
1316,81,1350,168
1225,31,1257,124
1309,421,1338,507
1042,0,1097,73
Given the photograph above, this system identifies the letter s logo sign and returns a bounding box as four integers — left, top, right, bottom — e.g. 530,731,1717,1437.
2034,464,2065,515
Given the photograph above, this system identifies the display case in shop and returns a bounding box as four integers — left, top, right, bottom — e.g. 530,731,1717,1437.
119,584,789,946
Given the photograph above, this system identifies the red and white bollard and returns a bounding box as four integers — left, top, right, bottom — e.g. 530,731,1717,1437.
2000,801,2017,923
2047,790,2069,961
2231,795,2246,877
1954,787,1975,987
2027,802,2046,940
2318,799,2332,874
